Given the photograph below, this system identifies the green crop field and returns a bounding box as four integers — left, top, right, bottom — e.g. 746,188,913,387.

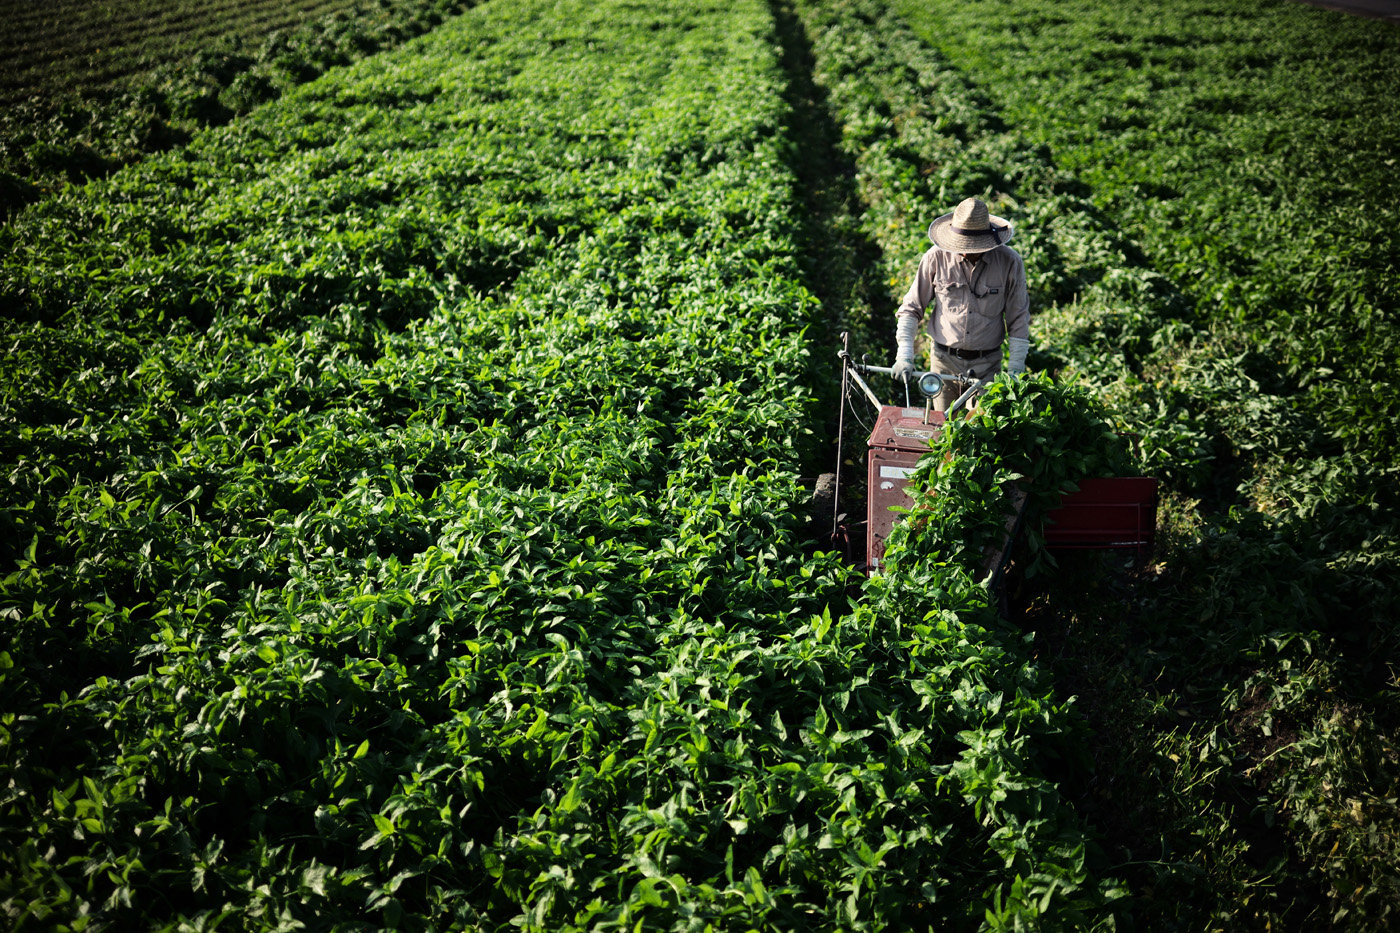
2,0,1397,930
1,0,355,105
0,0,479,221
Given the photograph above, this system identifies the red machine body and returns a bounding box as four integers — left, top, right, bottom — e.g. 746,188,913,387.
865,404,945,572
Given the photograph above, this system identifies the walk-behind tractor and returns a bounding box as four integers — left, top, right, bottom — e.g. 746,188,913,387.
823,334,1158,601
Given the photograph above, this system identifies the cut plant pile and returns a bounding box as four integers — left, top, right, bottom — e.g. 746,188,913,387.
3,0,1135,929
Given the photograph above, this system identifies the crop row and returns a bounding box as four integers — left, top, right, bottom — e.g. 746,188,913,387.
0,0,479,222
0,0,1137,929
0,0,345,91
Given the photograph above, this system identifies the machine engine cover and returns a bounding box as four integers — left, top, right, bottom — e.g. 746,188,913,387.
866,405,944,571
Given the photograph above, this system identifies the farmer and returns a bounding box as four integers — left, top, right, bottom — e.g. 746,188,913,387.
890,197,1030,411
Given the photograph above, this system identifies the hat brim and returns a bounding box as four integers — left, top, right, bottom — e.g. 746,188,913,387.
927,212,1015,253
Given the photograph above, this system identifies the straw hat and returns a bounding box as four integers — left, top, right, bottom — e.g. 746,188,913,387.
927,197,1014,253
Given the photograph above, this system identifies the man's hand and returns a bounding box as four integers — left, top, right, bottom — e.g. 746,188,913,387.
892,359,916,383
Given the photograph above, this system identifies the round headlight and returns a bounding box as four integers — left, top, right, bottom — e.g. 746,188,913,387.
917,372,943,398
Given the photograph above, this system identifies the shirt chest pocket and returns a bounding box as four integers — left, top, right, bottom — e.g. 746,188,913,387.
934,279,969,315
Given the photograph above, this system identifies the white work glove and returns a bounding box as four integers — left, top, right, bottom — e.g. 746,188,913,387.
892,311,920,382
1007,337,1029,374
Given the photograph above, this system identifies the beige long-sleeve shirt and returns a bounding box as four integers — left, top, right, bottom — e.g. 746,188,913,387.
897,245,1030,351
